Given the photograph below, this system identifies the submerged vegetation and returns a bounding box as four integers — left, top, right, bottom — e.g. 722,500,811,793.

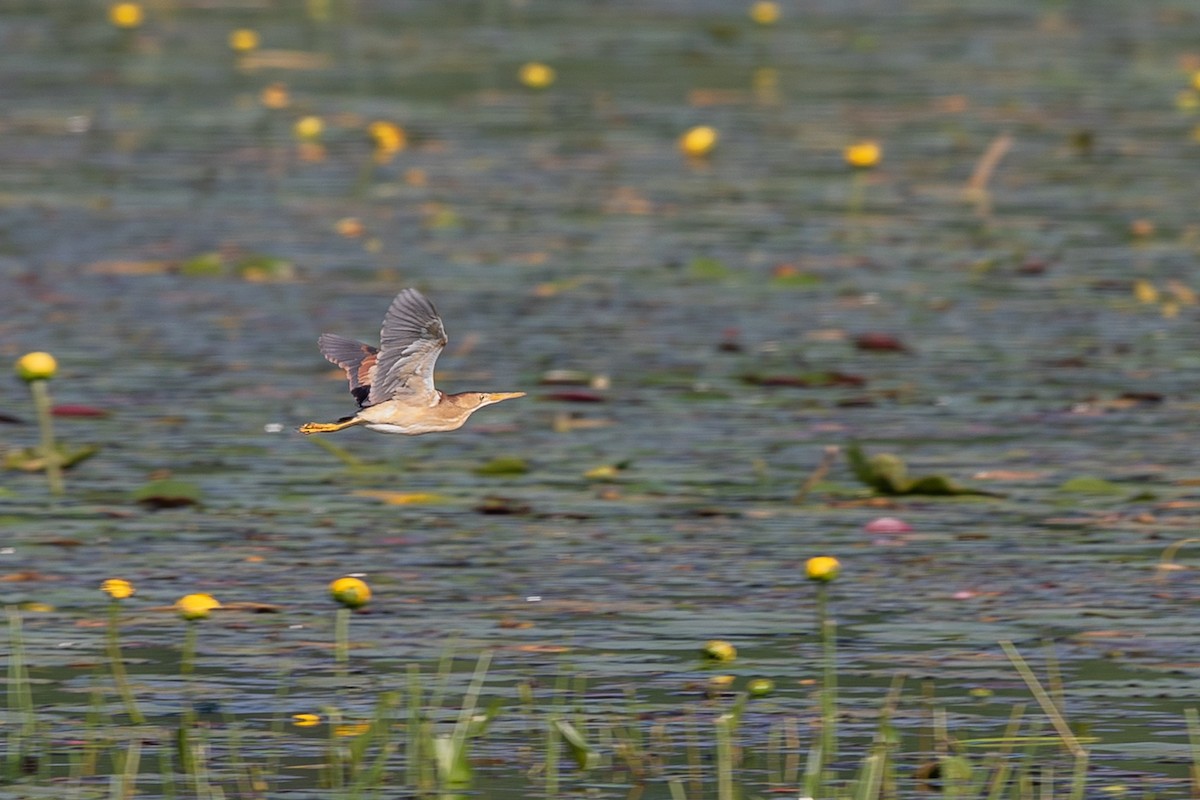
5,569,1196,799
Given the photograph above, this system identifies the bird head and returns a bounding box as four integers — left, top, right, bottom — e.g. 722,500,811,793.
475,391,526,408
449,391,525,411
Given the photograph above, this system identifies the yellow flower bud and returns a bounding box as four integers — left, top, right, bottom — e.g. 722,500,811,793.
292,713,322,727
805,556,841,583
228,28,260,53
702,639,737,662
176,593,221,621
749,1,780,25
101,578,135,599
330,576,371,609
108,2,143,29
15,352,58,382
1133,279,1158,304
680,125,718,158
294,115,324,141
747,677,775,697
367,121,407,155
844,140,882,168
518,62,556,89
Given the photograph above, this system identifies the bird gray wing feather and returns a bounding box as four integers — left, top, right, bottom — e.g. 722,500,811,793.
370,288,447,405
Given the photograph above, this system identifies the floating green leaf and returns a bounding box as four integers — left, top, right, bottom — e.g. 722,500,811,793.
846,443,1000,496
1057,476,1122,495
688,256,733,280
474,456,530,476
178,252,225,277
3,444,98,473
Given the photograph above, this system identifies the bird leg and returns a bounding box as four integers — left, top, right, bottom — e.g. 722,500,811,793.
298,417,361,435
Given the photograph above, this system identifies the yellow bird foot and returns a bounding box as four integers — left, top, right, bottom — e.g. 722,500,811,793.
298,420,356,435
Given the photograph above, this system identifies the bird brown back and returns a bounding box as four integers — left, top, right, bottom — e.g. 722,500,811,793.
317,334,378,408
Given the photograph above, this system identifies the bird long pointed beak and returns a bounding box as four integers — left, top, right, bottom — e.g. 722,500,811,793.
482,391,526,406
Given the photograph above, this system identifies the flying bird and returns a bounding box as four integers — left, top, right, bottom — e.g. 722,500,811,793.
299,288,524,435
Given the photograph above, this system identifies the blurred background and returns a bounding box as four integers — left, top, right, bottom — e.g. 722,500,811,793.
2,1,1200,795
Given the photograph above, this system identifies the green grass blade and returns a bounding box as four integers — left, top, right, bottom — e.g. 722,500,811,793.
1000,641,1084,758
554,718,598,771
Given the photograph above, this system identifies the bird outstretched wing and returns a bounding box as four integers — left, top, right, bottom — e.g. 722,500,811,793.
317,333,379,408
370,288,447,406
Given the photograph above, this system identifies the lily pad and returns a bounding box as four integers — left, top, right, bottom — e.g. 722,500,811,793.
1057,476,1123,495
475,457,530,476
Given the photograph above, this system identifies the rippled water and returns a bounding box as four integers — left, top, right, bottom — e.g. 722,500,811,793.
2,1,1200,797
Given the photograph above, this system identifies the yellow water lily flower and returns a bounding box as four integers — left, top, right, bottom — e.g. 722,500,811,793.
518,62,556,89
228,28,260,53
101,578,135,599
749,1,780,25
176,593,221,621
1133,279,1159,304
292,713,322,727
680,125,718,158
330,576,371,609
15,352,57,382
702,640,737,662
805,556,841,582
108,2,143,29
844,140,882,168
293,115,324,141
368,120,407,153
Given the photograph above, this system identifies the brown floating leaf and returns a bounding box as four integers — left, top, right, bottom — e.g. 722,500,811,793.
221,602,282,614
53,404,110,418
475,496,532,515
84,260,171,276
132,478,201,508
0,571,52,582
740,371,866,388
854,332,909,352
541,390,606,403
1118,391,1164,404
